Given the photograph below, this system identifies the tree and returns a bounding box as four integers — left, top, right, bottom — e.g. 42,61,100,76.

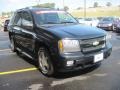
118,5,120,11
1,12,6,16
64,6,69,11
77,7,82,10
106,2,112,7
33,3,55,9
93,2,98,8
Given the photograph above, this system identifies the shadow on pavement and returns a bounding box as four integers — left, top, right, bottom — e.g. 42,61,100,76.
17,53,38,67
15,53,101,79
53,63,101,79
116,33,120,36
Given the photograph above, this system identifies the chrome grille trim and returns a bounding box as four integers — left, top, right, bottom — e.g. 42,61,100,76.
80,36,105,53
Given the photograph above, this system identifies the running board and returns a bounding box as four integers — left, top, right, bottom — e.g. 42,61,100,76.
16,48,33,59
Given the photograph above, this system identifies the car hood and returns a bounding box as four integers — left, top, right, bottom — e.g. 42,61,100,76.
41,24,106,39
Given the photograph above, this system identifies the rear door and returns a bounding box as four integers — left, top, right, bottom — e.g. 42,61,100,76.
12,12,23,48
20,11,35,55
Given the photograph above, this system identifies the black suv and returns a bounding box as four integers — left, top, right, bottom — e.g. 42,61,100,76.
8,8,112,76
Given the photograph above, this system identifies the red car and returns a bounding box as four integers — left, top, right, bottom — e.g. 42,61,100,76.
4,19,9,31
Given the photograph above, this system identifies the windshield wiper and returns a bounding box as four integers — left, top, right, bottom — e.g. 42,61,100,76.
45,21,76,24
45,22,59,24
60,21,75,24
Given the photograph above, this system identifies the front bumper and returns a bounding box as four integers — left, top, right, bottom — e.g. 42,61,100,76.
55,42,112,72
97,26,113,31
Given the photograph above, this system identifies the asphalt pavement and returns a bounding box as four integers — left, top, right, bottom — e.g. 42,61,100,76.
0,30,120,90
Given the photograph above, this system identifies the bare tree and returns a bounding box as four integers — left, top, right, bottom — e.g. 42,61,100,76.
64,6,69,11
93,2,98,8
106,2,112,7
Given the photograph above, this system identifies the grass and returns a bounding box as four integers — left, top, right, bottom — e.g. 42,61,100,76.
69,6,120,18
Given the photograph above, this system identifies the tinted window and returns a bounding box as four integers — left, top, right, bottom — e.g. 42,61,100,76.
22,11,33,29
34,11,77,25
102,17,114,21
13,12,21,26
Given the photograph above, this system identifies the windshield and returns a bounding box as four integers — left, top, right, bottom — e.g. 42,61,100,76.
85,18,92,21
101,17,114,21
34,11,77,25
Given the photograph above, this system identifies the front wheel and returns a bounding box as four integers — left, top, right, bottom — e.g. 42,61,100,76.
38,47,54,76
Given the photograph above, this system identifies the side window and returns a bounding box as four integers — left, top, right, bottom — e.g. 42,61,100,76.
22,11,33,30
13,12,21,26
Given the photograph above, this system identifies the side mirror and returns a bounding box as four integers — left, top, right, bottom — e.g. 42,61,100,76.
22,20,33,30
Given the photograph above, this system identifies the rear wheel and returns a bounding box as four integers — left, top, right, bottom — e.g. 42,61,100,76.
16,50,21,55
38,47,54,76
10,36,16,52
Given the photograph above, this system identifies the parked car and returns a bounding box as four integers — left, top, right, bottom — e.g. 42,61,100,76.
4,19,9,31
97,17,104,21
78,18,85,25
116,20,120,33
8,7,112,76
113,17,120,32
97,17,118,31
91,18,99,27
83,18,93,26
78,18,99,27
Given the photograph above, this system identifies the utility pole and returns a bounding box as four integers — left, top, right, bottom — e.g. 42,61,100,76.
84,0,86,18
37,0,40,6
63,0,65,9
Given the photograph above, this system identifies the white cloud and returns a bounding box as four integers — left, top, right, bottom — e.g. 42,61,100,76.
8,0,19,4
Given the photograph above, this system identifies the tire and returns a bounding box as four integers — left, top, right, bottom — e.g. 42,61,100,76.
10,36,16,52
16,50,21,55
38,47,54,76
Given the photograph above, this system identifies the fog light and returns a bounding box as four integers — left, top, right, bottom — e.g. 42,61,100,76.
66,61,74,66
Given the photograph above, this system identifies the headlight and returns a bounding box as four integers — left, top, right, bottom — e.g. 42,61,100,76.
108,23,112,26
58,39,80,53
97,24,100,27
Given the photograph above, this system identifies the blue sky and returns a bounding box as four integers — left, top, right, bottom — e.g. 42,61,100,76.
0,0,120,13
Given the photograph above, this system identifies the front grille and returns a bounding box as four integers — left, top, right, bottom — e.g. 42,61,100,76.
80,36,105,53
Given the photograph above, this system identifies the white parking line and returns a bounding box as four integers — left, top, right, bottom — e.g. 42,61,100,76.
117,62,120,65
0,53,15,56
0,36,8,38
51,76,90,87
0,49,11,52
113,47,120,51
27,84,43,90
51,72,109,87
93,73,107,77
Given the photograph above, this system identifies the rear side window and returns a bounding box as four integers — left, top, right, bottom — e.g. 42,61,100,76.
13,12,21,26
21,11,33,30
